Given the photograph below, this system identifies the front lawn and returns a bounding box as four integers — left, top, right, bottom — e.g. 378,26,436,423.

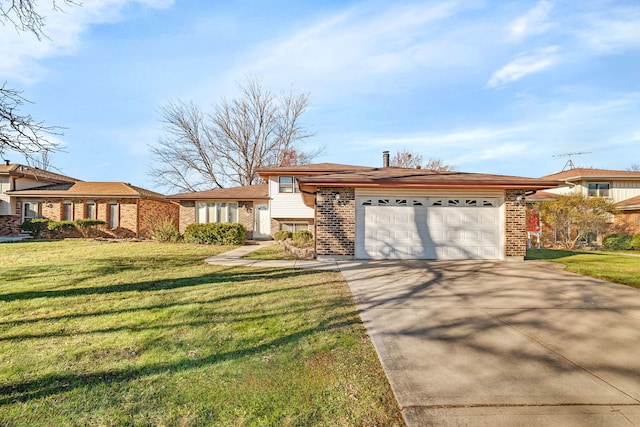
241,243,299,260
0,240,402,426
526,249,640,288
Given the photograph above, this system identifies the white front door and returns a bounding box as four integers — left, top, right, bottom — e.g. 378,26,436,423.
254,203,271,239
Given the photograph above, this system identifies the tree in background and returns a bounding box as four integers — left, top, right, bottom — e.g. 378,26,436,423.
149,78,322,192
535,193,617,250
628,164,640,172
390,148,455,171
1,1,77,165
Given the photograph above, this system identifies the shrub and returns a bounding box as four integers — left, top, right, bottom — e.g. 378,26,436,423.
274,230,293,241
47,220,77,237
148,217,181,242
292,229,313,247
20,218,50,238
603,233,632,250
183,223,245,245
74,219,106,238
632,234,640,250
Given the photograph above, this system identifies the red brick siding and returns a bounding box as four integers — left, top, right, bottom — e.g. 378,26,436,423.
139,199,179,238
178,200,255,239
505,190,527,258
315,187,355,257
0,199,22,235
178,201,196,234
238,202,254,240
609,211,640,235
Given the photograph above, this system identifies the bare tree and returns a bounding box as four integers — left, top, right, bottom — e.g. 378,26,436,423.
149,78,320,192
628,164,640,172
1,1,77,164
0,83,60,164
390,148,455,171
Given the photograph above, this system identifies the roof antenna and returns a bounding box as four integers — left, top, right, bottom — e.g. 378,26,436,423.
553,152,591,171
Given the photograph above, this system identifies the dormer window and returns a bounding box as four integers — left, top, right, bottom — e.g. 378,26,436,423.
278,176,299,193
587,183,610,198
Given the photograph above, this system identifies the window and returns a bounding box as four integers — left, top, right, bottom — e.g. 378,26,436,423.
196,202,238,223
278,176,298,193
587,182,610,198
22,201,41,221
108,203,119,229
85,201,96,219
281,222,309,233
62,201,73,221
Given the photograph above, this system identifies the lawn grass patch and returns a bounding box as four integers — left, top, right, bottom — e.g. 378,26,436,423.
0,240,402,426
527,248,640,288
241,243,299,260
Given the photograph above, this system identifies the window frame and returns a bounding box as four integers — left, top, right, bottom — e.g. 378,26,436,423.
587,182,611,198
196,201,238,224
108,202,119,229
278,176,299,194
85,201,96,219
22,201,41,222
62,200,73,221
280,222,309,233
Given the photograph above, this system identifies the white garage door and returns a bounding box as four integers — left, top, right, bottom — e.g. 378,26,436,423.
355,196,502,260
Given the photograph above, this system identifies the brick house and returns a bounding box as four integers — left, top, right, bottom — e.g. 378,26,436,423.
174,158,559,260
167,185,270,240
1,163,177,238
539,168,640,236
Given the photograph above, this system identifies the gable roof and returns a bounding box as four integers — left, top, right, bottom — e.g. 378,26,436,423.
0,163,80,183
296,167,562,190
167,184,269,201
542,168,640,181
256,162,371,177
7,182,167,201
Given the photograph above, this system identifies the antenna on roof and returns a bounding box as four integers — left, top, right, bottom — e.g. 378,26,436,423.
553,152,591,171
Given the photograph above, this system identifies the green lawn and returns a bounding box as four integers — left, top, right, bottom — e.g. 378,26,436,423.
526,249,640,288
0,240,402,426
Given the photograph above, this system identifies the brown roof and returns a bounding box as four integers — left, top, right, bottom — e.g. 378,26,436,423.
256,162,371,177
542,168,640,181
7,182,167,201
617,195,640,210
0,163,80,183
525,190,560,202
167,184,269,201
296,167,562,190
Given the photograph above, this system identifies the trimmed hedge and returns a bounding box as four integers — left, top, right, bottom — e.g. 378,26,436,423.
20,218,51,238
47,220,76,232
183,223,245,245
603,233,632,250
293,229,313,247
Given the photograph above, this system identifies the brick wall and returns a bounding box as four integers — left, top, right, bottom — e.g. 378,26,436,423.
609,211,640,235
178,201,196,234
315,186,355,258
505,189,527,259
0,199,22,235
238,202,254,239
139,199,180,238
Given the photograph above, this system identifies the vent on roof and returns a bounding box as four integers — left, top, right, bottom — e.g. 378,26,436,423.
4,160,9,166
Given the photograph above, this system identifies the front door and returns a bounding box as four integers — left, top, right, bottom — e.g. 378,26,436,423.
254,203,271,239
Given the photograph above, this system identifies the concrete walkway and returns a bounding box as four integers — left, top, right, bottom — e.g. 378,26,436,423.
204,241,340,271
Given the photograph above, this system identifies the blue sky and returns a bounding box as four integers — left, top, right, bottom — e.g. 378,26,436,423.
2,0,639,191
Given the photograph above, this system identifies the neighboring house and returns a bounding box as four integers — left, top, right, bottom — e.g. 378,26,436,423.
1,163,177,238
540,168,640,235
167,184,270,240
174,157,559,260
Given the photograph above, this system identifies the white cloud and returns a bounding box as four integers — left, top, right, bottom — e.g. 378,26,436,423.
509,0,553,40
487,46,559,88
579,12,640,53
0,0,174,83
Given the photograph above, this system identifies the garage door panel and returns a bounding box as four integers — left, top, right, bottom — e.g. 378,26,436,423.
356,198,502,260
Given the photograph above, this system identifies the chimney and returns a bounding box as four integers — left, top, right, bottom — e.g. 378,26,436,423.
383,151,390,168
4,160,9,166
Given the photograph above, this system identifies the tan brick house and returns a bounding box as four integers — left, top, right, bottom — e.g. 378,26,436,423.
1,164,177,238
167,184,270,240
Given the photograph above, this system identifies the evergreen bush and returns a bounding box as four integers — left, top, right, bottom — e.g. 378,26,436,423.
183,223,245,245
631,234,640,250
603,233,632,250
292,229,313,247
273,230,292,241
19,218,50,238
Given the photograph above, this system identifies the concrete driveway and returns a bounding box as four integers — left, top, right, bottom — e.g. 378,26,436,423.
338,259,640,426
